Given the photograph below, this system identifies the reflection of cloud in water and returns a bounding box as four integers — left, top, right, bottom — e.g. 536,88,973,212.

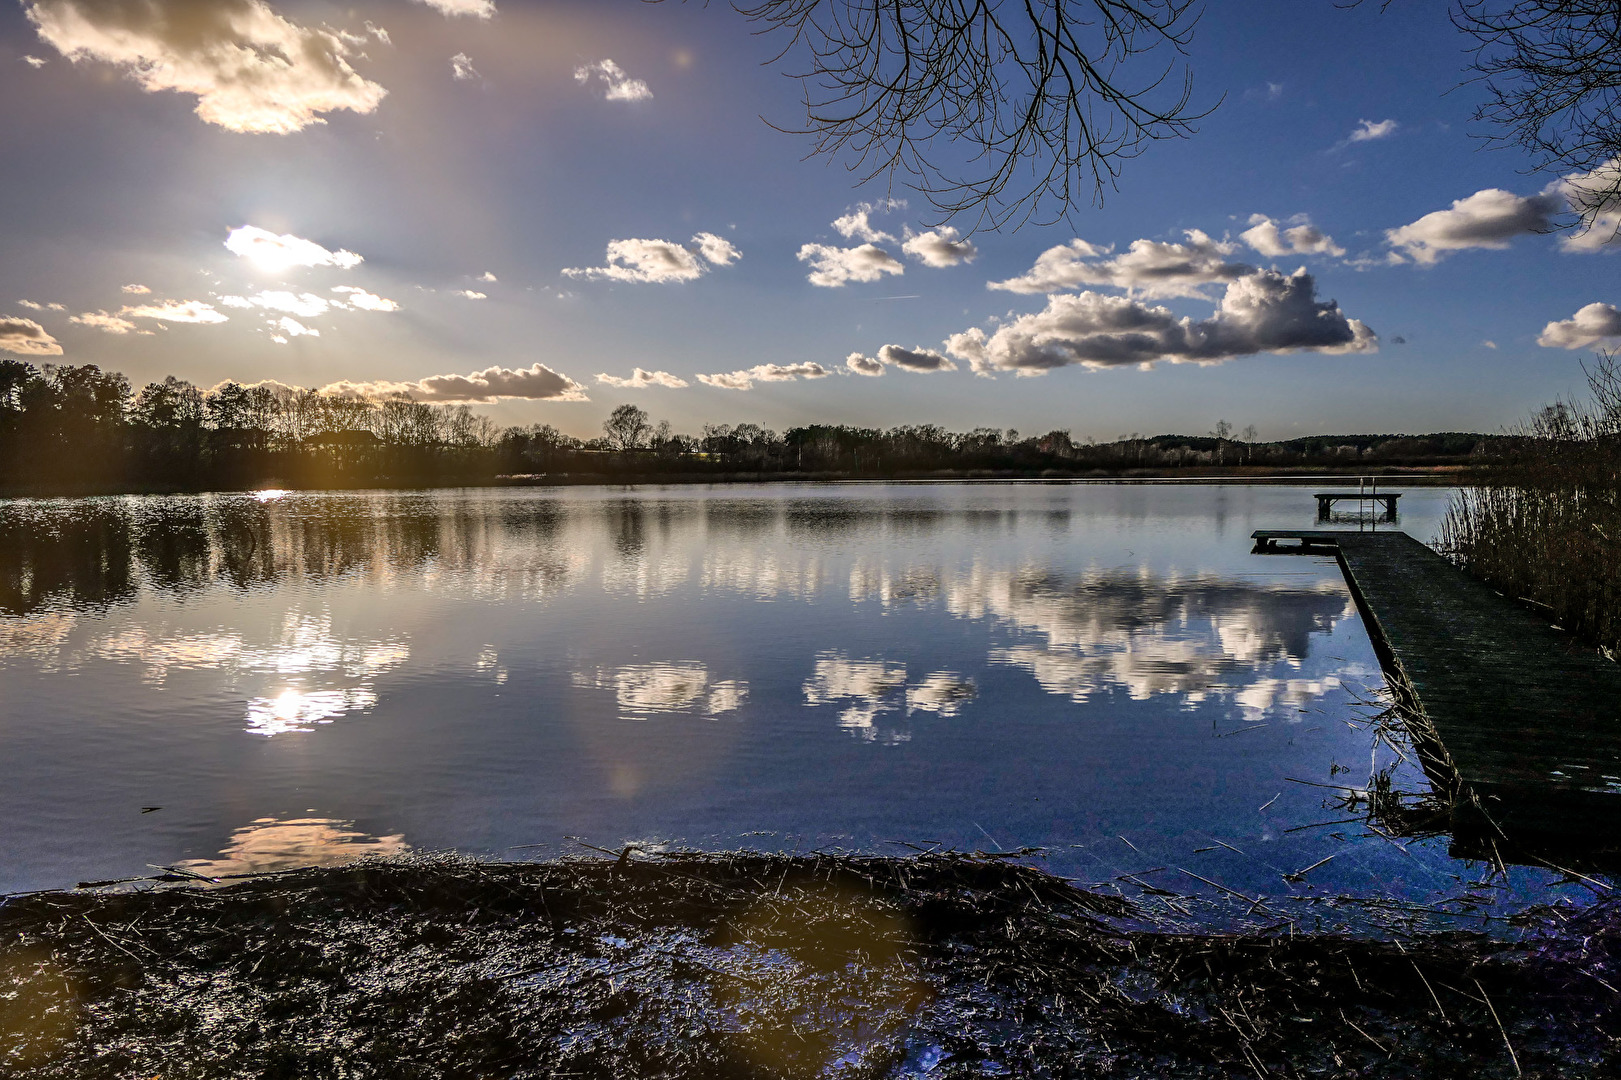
953,567,1358,716
0,612,76,665
905,671,977,717
179,816,408,879
601,550,689,599
802,652,975,743
90,613,408,734
574,662,748,720
702,548,828,601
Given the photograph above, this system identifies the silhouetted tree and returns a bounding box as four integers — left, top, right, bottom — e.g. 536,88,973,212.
602,404,653,451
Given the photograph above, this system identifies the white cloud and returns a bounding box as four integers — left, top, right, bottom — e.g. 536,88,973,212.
1347,118,1398,143
947,268,1376,375
225,226,363,271
454,290,487,300
877,344,956,373
1482,340,1498,349
477,271,498,283
595,368,689,389
1385,188,1564,264
23,55,47,67
691,232,741,267
902,227,978,268
330,286,400,312
846,352,884,376
450,52,478,81
24,0,387,134
1537,302,1621,349
797,242,905,287
564,234,738,284
121,299,229,324
121,283,150,294
71,310,140,334
321,363,588,403
832,199,904,243
1557,159,1621,253
574,59,651,102
1241,215,1345,258
220,290,330,317
364,21,389,44
696,363,830,391
0,316,63,355
17,300,43,310
412,0,496,18
272,316,318,337
990,230,1249,299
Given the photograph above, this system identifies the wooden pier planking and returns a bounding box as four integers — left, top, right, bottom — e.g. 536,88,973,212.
1253,528,1621,836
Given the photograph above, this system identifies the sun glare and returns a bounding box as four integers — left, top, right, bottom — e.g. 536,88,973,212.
253,488,289,502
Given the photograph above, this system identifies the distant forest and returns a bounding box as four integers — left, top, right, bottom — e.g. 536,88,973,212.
0,361,1507,493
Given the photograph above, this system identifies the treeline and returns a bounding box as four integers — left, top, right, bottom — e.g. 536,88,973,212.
1,361,1505,494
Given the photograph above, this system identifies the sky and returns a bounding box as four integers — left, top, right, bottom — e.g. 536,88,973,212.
1,0,1617,442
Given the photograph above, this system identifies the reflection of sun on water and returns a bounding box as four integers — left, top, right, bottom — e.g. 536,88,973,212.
245,687,378,736
252,489,289,502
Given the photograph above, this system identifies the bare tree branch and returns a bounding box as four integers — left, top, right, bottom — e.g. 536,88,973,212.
699,0,1213,228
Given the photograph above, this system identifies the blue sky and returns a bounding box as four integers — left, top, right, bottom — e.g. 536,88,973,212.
1,0,1616,441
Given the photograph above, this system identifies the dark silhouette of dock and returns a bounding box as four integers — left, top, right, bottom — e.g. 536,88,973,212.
1254,529,1621,837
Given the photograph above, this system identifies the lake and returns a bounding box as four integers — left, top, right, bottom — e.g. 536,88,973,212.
0,482,1559,917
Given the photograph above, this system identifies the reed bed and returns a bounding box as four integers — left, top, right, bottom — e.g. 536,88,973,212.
1439,353,1621,657
1,849,1616,1078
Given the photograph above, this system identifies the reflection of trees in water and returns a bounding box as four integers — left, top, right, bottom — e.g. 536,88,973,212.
0,503,136,616
0,494,579,616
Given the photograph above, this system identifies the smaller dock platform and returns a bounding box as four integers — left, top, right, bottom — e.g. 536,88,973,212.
1314,491,1400,521
1254,528,1621,838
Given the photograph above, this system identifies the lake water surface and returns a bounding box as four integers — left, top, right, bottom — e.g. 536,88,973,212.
0,482,1556,916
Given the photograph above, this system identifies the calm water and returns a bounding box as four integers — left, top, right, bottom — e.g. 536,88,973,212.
0,483,1555,914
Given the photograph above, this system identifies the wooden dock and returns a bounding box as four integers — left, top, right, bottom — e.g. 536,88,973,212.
1254,529,1621,838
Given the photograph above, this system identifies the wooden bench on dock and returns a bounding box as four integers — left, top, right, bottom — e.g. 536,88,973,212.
1314,491,1400,521
1254,528,1621,839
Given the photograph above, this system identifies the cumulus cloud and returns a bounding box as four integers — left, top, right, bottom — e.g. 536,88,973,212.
413,0,496,18
1558,159,1621,253
220,290,329,317
797,242,905,287
24,0,387,134
121,283,150,294
846,352,884,376
1385,188,1564,264
1241,215,1345,258
1537,302,1621,349
323,364,587,403
902,227,978,267
225,226,363,271
947,268,1375,375
477,271,498,283
564,234,739,284
990,230,1249,299
691,232,741,267
23,55,47,67
877,344,956,373
450,52,478,81
71,310,140,334
832,199,904,243
17,300,43,310
269,316,316,338
122,299,229,324
574,59,651,102
454,290,487,300
330,286,400,312
0,316,63,355
696,363,829,391
595,368,689,389
1347,118,1398,143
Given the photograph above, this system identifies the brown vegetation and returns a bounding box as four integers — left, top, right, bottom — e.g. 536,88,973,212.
1440,353,1621,656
